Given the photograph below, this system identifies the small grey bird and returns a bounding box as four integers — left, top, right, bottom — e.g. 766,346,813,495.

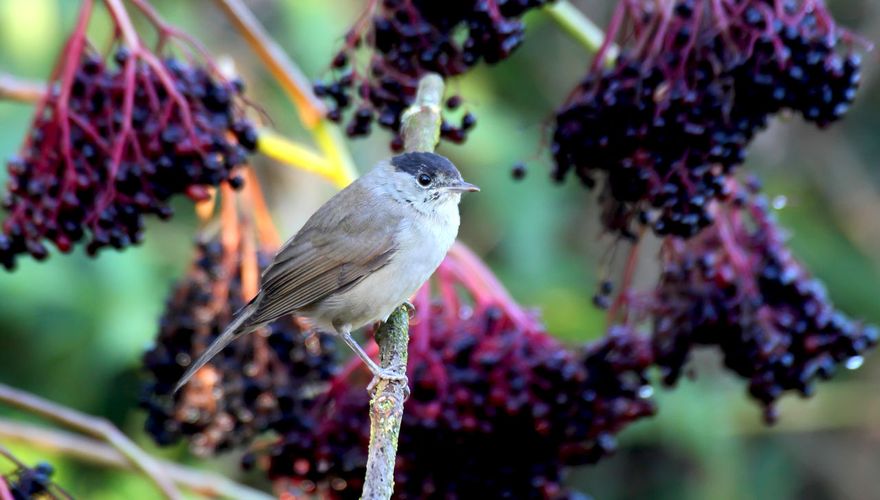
174,152,478,393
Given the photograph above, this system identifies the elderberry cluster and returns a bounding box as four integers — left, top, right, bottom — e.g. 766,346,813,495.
1,461,63,499
265,304,655,498
141,238,337,455
1,50,258,270
316,0,552,147
651,188,877,422
552,0,861,239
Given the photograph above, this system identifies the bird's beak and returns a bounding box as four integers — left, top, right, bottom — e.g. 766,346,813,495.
446,180,480,192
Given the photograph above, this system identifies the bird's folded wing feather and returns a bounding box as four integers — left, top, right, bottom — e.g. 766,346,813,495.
248,182,398,325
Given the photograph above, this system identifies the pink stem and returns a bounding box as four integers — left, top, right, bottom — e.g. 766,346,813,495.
591,0,627,72
436,262,461,324
607,238,642,323
714,205,757,296
412,284,432,353
648,0,675,60
0,477,13,500
448,243,540,331
103,0,140,48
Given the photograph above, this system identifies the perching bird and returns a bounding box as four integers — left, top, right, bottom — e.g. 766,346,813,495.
174,151,478,393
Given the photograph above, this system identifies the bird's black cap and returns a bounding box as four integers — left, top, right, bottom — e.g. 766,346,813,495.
391,152,461,181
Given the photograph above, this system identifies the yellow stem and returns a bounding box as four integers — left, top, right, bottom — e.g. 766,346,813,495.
257,129,353,188
213,0,359,187
311,122,359,188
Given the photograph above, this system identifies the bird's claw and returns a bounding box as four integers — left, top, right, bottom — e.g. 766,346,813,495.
401,301,416,320
367,368,409,397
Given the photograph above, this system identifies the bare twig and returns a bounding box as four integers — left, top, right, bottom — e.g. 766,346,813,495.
211,0,358,185
0,73,47,103
211,0,325,126
0,383,180,499
361,73,445,500
0,418,272,500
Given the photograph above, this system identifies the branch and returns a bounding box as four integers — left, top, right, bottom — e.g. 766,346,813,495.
362,306,411,500
0,383,180,499
544,1,618,67
0,419,272,500
400,74,444,152
361,73,445,500
0,72,46,103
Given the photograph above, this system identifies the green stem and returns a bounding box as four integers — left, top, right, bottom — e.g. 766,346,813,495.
544,1,617,67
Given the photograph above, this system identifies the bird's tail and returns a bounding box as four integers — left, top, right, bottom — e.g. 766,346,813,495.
173,300,261,394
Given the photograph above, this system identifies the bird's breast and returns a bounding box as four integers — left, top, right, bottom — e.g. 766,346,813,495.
313,205,459,330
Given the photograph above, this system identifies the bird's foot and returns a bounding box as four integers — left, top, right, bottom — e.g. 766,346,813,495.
367,368,409,398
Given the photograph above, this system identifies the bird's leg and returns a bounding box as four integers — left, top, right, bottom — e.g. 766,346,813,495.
337,326,408,392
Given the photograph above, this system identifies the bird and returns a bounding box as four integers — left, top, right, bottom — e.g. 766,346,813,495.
174,151,479,393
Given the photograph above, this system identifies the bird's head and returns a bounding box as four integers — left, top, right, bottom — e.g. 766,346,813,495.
381,152,479,213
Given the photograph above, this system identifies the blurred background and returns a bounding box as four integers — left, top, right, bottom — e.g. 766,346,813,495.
0,0,879,498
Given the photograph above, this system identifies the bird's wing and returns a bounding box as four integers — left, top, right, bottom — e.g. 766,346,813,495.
249,181,398,325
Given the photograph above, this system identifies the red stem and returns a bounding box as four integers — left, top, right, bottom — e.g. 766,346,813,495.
128,0,222,72
103,59,137,207
48,0,94,227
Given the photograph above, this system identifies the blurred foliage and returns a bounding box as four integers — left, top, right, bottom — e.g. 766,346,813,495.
0,0,878,498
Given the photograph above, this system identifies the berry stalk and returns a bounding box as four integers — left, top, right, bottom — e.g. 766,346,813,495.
1,0,259,268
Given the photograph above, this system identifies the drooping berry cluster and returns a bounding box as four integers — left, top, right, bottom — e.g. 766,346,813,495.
141,237,336,455
552,0,863,239
651,185,877,422
1,458,67,499
265,247,655,498
1,36,257,270
316,0,553,147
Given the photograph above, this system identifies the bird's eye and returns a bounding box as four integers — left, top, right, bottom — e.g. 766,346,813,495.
417,173,432,187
